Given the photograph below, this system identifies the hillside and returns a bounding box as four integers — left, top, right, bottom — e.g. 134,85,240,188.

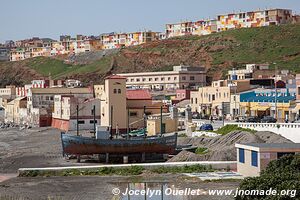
1,24,300,87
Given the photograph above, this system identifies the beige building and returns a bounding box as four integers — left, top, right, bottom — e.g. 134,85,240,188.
0,85,16,99
52,95,100,131
99,75,127,133
190,85,231,116
236,143,300,177
27,87,93,127
117,65,206,91
147,115,178,136
5,97,27,124
191,79,251,117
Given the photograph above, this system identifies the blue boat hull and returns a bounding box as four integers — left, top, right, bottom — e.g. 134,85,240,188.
61,133,178,155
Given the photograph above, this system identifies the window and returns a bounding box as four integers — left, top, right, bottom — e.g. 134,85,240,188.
182,76,186,81
130,112,137,117
239,148,245,163
298,87,300,95
191,98,193,104
149,78,152,81
161,77,164,81
168,77,171,81
78,120,85,124
251,150,258,167
195,98,198,104
190,76,195,81
155,78,158,81
90,120,97,124
174,77,177,81
113,89,117,94
118,89,121,94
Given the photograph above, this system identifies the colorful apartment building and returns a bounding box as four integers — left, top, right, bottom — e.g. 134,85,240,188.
100,31,159,49
217,9,292,31
165,8,296,38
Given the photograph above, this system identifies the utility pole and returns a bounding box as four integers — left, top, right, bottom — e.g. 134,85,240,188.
127,108,130,140
143,106,146,138
160,106,163,136
274,63,278,120
76,105,79,136
110,105,113,139
93,105,96,134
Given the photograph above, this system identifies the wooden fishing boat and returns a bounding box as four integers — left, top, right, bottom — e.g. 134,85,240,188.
61,132,178,155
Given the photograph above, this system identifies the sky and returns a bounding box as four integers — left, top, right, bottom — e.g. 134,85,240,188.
1,0,300,42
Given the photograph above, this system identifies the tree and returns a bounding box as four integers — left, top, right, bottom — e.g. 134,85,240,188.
236,155,300,200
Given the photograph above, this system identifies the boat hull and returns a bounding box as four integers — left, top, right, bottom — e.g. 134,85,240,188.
61,133,178,155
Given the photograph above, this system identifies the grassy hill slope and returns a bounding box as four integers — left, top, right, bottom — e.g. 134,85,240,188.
0,23,300,86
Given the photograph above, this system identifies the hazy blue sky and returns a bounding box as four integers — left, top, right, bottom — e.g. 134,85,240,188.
1,0,300,42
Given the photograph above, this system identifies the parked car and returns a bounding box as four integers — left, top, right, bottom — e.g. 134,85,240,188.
235,116,246,122
199,124,214,131
245,116,261,123
192,112,201,119
261,116,277,123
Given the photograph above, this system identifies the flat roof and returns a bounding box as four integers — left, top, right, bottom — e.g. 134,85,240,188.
236,143,300,152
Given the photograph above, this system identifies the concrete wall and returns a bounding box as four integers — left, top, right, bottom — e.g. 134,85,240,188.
226,122,300,142
237,148,261,177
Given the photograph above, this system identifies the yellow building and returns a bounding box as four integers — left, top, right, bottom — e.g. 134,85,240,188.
190,85,231,116
5,97,27,124
147,116,178,136
100,75,127,133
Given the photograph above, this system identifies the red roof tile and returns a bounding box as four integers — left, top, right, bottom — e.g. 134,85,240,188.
126,90,152,100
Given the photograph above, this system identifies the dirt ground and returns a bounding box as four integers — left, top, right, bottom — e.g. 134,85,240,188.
0,174,240,200
0,127,240,200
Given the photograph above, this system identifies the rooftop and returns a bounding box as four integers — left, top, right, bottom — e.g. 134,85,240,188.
126,89,152,100
30,87,92,94
236,143,300,151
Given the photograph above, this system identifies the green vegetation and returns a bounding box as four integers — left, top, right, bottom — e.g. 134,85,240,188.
150,164,213,174
19,164,214,177
195,147,209,155
28,56,112,79
20,166,145,177
236,155,300,199
215,125,256,135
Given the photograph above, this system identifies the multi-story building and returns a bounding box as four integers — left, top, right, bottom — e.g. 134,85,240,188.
166,8,295,38
228,64,269,80
0,47,10,61
27,87,93,126
99,75,128,133
117,65,206,91
190,85,231,117
101,31,159,49
239,88,296,122
217,9,292,31
52,95,100,131
10,48,27,61
5,97,27,124
166,20,217,38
